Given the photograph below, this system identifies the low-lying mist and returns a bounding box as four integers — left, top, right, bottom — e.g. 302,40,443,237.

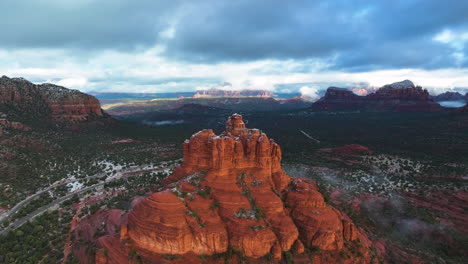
142,120,184,126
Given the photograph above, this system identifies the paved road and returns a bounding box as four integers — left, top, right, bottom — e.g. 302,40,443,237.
0,163,163,226
0,164,176,236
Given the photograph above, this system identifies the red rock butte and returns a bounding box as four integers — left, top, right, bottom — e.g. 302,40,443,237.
95,114,369,263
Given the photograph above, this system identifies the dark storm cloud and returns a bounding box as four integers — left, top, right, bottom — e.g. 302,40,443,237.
88,76,222,86
331,38,456,72
165,0,468,69
166,0,365,61
1,0,468,71
0,0,180,50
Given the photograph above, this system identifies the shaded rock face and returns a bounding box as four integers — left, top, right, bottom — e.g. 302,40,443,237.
367,80,428,100
95,114,368,263
0,76,103,122
432,91,465,101
312,87,366,111
279,97,314,107
312,80,443,112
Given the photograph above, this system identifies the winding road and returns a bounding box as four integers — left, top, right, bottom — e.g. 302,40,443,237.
0,163,176,236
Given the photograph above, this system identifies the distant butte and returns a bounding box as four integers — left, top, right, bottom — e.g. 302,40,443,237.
192,89,274,98
93,114,371,263
311,80,443,112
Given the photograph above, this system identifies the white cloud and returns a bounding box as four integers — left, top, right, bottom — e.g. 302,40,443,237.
1,45,468,94
56,77,88,88
299,85,320,99
433,29,468,49
433,29,468,66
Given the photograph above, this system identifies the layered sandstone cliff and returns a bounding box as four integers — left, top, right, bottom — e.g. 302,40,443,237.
94,114,370,263
0,76,103,122
312,80,443,112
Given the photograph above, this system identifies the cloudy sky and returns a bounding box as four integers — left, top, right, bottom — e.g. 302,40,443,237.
1,0,468,96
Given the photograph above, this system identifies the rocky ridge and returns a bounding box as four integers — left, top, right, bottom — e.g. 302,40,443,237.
193,89,274,98
432,91,466,102
0,76,103,122
93,114,370,263
312,80,443,112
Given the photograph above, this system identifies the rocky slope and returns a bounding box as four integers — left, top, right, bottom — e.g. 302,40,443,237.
92,114,371,263
312,80,443,112
0,76,103,122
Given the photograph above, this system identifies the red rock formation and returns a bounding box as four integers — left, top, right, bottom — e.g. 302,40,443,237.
331,144,372,156
0,75,103,122
312,80,444,112
368,80,430,101
93,114,370,263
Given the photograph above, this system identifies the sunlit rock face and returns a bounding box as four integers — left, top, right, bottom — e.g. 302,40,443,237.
0,75,103,122
96,114,368,263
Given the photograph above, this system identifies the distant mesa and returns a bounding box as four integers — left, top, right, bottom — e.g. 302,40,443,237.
311,87,365,112
281,96,314,105
0,75,104,122
91,114,370,263
311,80,443,112
193,89,274,98
106,96,312,115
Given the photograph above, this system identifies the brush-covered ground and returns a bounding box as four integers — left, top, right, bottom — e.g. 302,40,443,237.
1,107,467,263
115,108,468,264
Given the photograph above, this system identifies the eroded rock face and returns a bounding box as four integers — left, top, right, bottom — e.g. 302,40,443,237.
0,75,103,122
312,80,443,112
95,114,368,263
